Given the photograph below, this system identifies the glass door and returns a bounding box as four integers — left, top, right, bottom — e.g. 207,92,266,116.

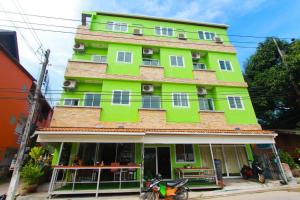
144,148,157,179
157,147,171,179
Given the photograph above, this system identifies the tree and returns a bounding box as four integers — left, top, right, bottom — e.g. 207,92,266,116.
244,38,300,129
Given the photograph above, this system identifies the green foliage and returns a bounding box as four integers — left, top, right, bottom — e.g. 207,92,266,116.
244,38,300,128
279,150,299,169
29,146,45,165
20,163,44,186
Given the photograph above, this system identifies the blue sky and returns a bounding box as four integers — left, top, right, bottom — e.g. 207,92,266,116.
1,0,299,104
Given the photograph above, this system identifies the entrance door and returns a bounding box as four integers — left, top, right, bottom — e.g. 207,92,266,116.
157,147,171,179
144,147,172,179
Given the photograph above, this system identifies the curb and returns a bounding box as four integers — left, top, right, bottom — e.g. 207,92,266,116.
190,184,300,199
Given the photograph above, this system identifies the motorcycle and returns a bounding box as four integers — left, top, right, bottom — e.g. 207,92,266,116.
0,194,6,200
241,161,265,183
142,174,189,200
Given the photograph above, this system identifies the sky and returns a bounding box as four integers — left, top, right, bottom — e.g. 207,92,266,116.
0,0,299,105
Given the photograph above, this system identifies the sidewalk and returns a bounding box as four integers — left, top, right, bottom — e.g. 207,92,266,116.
15,179,300,200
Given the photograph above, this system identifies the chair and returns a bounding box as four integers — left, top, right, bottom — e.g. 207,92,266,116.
110,162,121,181
127,163,137,180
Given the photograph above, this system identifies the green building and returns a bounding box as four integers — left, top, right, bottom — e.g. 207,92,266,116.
36,12,285,197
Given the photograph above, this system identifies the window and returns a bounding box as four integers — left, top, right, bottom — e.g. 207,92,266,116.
142,58,160,66
112,90,130,105
155,26,174,36
64,99,79,106
193,63,206,70
106,21,128,32
198,31,216,40
176,144,195,162
219,60,232,71
199,98,214,111
84,93,101,107
227,96,244,109
173,93,189,107
170,56,184,67
142,95,161,109
92,55,107,63
117,51,132,63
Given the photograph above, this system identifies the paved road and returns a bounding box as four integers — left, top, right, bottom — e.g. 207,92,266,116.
208,188,300,200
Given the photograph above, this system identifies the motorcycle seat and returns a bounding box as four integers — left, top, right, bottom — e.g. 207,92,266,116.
166,178,188,187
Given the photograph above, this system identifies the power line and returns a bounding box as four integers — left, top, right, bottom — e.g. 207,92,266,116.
0,10,297,40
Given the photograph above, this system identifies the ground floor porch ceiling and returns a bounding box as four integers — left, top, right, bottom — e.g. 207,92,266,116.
35,128,276,144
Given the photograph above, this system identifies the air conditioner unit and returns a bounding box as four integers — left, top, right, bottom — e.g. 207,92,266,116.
197,87,207,96
63,80,77,90
178,33,187,40
142,84,154,93
133,28,143,36
73,43,85,53
192,53,200,60
215,36,223,44
143,48,153,56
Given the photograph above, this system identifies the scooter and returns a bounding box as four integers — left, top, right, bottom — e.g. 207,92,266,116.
241,161,265,183
0,194,6,200
142,174,189,200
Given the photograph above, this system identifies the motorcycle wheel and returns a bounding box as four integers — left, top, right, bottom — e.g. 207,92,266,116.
175,187,189,200
141,191,157,200
258,174,265,184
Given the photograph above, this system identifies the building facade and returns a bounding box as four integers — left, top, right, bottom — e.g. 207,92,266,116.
36,12,285,196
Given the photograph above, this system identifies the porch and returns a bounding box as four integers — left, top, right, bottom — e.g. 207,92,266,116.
35,128,287,198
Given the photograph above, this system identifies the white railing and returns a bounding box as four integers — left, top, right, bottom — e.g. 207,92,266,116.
48,165,142,198
142,58,160,66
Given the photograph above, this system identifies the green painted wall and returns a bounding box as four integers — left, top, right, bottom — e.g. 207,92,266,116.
160,48,194,79
100,80,141,122
88,13,231,45
162,83,199,123
51,145,60,166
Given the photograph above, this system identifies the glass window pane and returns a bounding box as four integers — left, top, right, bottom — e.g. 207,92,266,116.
162,27,167,35
198,31,204,40
176,144,185,162
185,144,194,162
117,52,124,62
228,96,236,108
113,91,121,104
125,52,132,63
181,94,188,107
177,56,184,67
155,26,161,35
84,94,93,106
199,98,205,110
151,96,160,108
106,22,113,30
173,93,180,106
225,60,232,70
170,56,177,66
64,99,71,106
211,33,215,40
235,97,243,109
219,60,226,70
121,91,130,104
167,28,173,36
93,94,101,106
205,32,211,40
115,23,121,31
142,96,151,108
121,23,127,32
208,99,214,110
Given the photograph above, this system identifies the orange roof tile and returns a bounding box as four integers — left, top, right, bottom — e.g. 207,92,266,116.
37,127,275,135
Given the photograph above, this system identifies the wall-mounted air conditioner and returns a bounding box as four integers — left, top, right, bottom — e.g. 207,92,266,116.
197,87,207,96
178,33,187,40
192,53,200,60
63,80,77,90
133,28,143,36
215,37,223,44
143,48,153,55
73,43,85,53
142,84,154,93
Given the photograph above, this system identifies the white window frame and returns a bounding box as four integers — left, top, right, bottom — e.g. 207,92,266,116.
111,90,131,105
91,55,107,63
106,21,128,32
169,55,185,68
142,95,161,109
172,93,189,108
116,51,133,64
175,144,195,163
199,98,215,111
84,93,101,107
198,31,217,40
155,26,174,37
64,98,80,106
227,96,245,110
218,59,233,71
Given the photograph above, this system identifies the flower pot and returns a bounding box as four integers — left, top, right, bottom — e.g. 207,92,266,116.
26,184,38,193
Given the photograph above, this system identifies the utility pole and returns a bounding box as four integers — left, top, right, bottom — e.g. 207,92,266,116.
6,49,50,200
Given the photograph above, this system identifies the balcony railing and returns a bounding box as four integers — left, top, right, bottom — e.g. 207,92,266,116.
91,55,107,63
142,95,161,109
193,63,206,70
142,58,160,67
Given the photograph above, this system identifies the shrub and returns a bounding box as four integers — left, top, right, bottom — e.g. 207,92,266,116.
279,150,299,169
20,163,44,186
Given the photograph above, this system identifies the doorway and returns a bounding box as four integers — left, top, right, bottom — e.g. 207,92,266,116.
144,147,172,179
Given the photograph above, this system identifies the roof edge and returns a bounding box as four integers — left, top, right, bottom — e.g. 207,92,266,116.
89,11,229,29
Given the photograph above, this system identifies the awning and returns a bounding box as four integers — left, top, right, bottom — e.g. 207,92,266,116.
35,127,276,144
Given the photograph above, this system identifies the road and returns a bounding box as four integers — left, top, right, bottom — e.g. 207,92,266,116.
206,188,300,200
